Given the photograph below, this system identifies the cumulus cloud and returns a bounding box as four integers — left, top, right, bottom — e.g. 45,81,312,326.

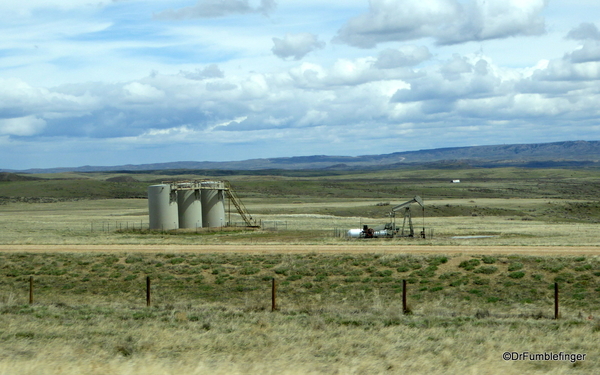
123,82,165,103
567,42,600,64
335,0,547,48
272,33,325,60
372,46,432,69
180,64,225,80
566,23,600,41
154,0,276,19
440,54,475,80
0,115,46,136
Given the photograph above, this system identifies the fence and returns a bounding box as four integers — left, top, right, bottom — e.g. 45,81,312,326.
90,220,149,232
21,276,564,320
261,221,289,231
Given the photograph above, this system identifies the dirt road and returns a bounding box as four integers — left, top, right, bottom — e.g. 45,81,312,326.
0,244,599,255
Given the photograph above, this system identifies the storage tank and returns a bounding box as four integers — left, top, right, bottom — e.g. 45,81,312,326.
347,228,363,238
148,184,179,230
201,181,226,228
177,188,202,229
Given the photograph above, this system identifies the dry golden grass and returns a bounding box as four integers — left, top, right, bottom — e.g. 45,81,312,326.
1,198,600,246
0,299,597,375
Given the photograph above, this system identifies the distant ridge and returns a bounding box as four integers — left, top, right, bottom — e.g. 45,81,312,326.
3,140,600,173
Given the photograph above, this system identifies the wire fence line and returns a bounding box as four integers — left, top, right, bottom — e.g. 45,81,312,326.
13,275,568,321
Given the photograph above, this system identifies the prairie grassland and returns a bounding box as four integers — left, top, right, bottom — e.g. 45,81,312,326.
1,169,600,374
0,252,599,374
1,198,600,246
0,302,598,375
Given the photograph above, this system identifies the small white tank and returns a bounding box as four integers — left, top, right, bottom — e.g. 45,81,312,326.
148,184,179,230
177,189,202,229
347,228,363,238
201,181,225,228
374,230,390,238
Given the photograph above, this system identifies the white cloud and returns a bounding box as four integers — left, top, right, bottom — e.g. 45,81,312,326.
566,23,600,41
272,33,325,60
180,64,225,80
372,46,432,69
2,0,600,170
154,0,276,19
123,82,166,103
0,116,46,136
567,42,600,63
335,0,548,48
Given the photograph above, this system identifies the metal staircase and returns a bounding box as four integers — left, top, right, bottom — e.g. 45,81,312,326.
224,181,259,228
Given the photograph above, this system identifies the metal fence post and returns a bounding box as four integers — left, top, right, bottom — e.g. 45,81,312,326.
146,276,151,307
271,278,277,312
402,279,408,314
554,282,559,319
29,276,34,304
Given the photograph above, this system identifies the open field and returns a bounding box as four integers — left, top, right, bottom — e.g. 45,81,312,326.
1,198,600,246
1,251,600,374
1,168,599,374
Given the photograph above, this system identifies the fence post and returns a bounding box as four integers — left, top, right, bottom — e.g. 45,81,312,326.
271,278,277,312
402,279,408,314
146,276,151,307
29,276,34,304
554,282,559,319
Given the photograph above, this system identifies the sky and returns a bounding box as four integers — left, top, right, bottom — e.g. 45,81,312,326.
1,0,600,170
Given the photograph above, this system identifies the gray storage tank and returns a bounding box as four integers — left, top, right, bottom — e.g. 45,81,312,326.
201,181,226,228
148,184,179,230
177,188,202,229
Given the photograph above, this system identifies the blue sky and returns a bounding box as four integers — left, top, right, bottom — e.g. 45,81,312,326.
1,0,600,170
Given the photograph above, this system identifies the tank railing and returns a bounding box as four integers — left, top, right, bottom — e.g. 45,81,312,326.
159,179,259,228
163,180,226,191
224,181,259,228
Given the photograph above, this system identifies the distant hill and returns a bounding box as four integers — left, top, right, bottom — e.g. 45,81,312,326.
3,140,600,173
0,172,42,181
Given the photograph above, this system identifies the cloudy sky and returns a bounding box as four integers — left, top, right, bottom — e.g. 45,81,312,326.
1,0,600,170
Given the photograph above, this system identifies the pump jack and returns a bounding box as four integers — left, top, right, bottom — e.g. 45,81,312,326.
390,196,425,238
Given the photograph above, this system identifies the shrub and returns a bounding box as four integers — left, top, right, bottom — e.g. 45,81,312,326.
427,256,448,266
474,266,498,274
473,277,489,285
415,265,437,278
459,259,480,271
554,272,575,284
169,258,185,265
542,262,566,273
508,262,523,271
373,269,393,277
482,256,497,264
508,271,525,279
239,266,260,275
573,264,592,272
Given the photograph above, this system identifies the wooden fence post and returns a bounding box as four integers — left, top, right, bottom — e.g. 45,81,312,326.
271,277,277,312
29,276,34,304
554,282,559,319
146,276,151,307
402,279,408,314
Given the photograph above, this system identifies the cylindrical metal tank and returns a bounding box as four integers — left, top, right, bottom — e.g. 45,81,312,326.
148,184,179,230
374,229,390,238
201,181,226,228
177,189,202,229
347,228,363,238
